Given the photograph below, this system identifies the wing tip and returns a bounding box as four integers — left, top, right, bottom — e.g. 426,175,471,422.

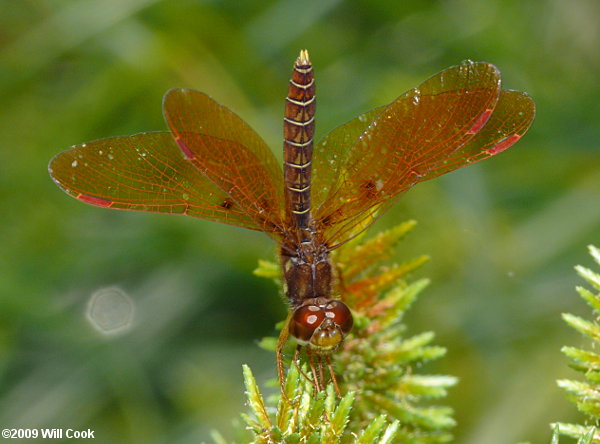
487,134,522,155
174,136,195,159
77,193,113,208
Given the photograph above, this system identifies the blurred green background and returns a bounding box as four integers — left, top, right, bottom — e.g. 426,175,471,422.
1,0,599,442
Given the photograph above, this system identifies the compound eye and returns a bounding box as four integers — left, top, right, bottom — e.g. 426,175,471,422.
324,301,353,334
289,305,325,342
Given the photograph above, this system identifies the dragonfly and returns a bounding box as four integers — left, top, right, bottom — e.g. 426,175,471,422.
49,50,535,395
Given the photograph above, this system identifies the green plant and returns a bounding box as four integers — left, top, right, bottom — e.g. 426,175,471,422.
552,245,600,443
215,222,457,443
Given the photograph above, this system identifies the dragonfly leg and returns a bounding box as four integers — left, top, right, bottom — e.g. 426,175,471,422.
293,345,317,389
306,350,322,395
325,355,341,398
318,358,326,392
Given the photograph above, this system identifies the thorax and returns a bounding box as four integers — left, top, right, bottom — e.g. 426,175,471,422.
280,240,333,307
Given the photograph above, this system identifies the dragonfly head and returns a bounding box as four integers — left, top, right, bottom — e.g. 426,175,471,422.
289,299,353,354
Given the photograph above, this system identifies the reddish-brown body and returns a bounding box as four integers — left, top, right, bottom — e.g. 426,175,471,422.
280,250,333,307
283,54,315,233
280,51,336,312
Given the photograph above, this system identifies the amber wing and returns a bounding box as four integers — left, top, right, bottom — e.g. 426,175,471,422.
163,89,288,238
48,132,273,231
311,61,535,247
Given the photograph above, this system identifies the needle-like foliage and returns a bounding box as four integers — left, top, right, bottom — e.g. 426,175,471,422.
215,222,457,443
552,245,600,443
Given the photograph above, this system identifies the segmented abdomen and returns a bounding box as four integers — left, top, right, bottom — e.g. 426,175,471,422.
284,50,315,233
